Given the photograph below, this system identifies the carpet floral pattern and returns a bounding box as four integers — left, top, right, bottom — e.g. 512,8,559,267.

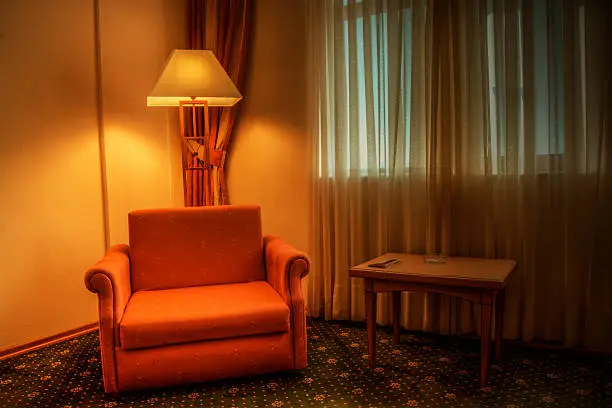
1,318,611,407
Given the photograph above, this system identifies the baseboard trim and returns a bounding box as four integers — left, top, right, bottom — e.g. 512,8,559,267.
0,322,99,361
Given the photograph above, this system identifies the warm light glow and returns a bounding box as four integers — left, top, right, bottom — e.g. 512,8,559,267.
147,49,242,107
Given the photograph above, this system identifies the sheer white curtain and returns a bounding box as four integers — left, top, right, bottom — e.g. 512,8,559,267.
308,0,612,350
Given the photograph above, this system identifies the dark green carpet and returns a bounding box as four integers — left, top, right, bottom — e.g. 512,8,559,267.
1,318,611,407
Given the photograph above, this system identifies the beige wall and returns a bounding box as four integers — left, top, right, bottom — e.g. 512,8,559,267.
0,0,104,350
0,0,186,349
228,0,313,259
98,0,185,245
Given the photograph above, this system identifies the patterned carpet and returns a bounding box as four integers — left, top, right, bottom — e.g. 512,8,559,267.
1,318,611,407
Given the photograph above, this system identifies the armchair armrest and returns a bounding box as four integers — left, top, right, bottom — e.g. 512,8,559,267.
85,244,132,327
263,236,310,369
264,236,310,302
84,244,131,393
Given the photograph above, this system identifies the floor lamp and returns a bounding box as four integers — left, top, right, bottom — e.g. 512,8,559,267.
147,49,242,206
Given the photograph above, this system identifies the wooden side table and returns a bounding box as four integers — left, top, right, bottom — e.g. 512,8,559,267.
350,253,516,387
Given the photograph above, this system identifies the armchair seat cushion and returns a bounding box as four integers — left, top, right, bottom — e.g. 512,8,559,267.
119,281,290,350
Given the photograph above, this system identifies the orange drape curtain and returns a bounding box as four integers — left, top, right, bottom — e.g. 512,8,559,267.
186,0,250,206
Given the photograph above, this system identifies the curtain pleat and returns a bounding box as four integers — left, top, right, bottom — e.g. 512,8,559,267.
186,0,250,206
309,0,612,351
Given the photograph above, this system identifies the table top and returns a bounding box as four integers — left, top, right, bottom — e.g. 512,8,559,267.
350,253,517,289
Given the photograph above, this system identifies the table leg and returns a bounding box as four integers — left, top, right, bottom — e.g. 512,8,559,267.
495,289,505,362
480,296,493,387
392,291,401,345
365,279,377,368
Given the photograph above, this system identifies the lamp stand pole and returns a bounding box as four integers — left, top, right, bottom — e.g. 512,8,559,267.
178,99,213,206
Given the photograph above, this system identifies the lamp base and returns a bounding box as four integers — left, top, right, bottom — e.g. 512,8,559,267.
179,100,213,207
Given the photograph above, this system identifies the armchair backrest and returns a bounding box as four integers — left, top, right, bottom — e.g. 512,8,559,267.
128,205,265,291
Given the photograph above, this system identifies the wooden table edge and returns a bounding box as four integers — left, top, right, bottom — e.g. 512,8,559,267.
349,268,510,290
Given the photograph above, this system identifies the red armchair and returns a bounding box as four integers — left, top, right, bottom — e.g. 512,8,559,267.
84,205,310,392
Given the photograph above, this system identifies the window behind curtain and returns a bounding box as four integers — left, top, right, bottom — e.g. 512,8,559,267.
486,0,571,175
326,0,585,176
319,1,411,177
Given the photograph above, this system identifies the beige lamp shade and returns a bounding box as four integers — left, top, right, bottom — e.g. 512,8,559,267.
147,49,242,107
